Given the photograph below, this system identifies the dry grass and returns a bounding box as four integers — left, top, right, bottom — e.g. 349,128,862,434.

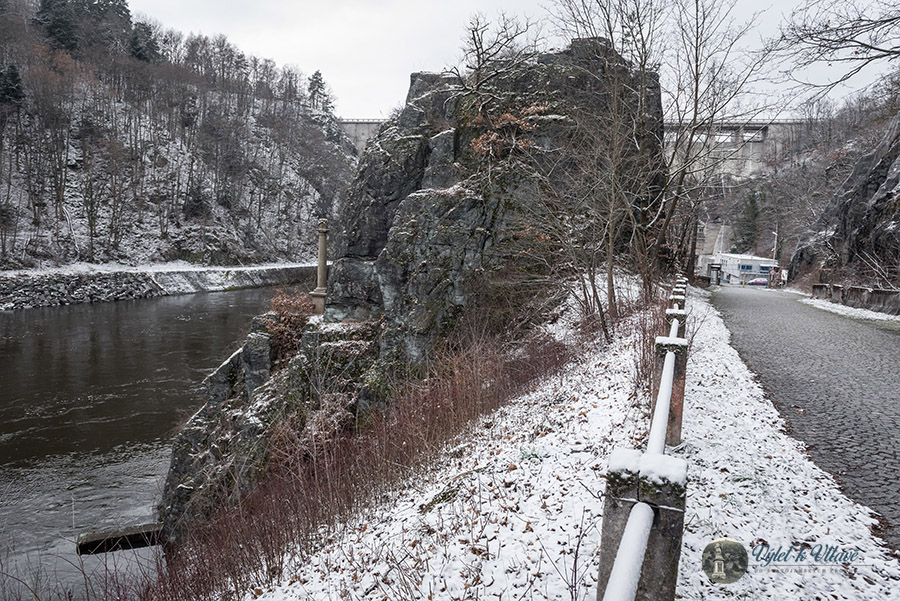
133,325,570,601
622,284,669,395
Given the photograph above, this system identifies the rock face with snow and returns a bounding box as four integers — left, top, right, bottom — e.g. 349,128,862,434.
158,315,384,543
158,38,664,542
328,38,663,363
0,264,315,310
792,110,900,283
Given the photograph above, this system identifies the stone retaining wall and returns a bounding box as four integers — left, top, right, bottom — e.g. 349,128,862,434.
809,283,900,315
0,265,316,311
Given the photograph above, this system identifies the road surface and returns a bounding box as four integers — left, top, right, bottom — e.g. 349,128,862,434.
712,286,900,550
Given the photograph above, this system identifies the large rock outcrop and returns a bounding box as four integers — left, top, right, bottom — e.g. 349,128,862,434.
158,38,664,542
159,315,383,543
792,111,900,284
327,38,663,362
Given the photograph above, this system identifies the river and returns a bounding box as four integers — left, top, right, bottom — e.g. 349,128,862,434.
0,287,283,593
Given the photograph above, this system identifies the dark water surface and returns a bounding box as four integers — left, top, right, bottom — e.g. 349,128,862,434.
0,287,278,590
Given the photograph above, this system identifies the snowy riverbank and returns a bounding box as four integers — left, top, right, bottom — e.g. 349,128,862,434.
245,289,900,600
0,261,316,311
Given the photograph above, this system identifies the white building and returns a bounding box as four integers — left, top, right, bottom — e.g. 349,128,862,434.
714,253,779,284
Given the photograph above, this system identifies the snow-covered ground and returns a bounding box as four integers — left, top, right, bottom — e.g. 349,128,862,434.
245,290,900,601
800,297,900,323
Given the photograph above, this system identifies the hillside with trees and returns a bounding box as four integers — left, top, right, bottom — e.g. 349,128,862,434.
0,0,355,269
711,81,899,266
713,0,900,286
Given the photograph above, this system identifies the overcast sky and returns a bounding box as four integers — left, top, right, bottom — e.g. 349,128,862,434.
127,0,882,118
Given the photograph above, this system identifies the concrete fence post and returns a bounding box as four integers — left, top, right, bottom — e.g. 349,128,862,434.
636,454,687,601
310,219,328,314
596,450,687,601
597,449,641,600
665,309,687,339
651,338,688,447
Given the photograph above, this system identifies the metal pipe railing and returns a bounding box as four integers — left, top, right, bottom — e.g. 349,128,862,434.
600,502,655,601
598,277,689,601
646,314,681,454
647,348,675,455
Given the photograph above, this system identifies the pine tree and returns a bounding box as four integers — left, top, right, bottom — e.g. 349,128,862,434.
0,66,25,106
307,70,333,113
735,190,762,253
35,0,79,52
78,0,132,51
129,21,160,62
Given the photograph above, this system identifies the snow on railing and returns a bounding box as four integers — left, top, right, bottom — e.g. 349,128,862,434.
597,277,690,601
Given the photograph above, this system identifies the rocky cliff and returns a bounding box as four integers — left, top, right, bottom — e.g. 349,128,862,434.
792,110,900,285
328,38,663,363
158,38,664,542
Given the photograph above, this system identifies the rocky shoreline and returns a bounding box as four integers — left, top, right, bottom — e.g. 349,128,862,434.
0,264,316,311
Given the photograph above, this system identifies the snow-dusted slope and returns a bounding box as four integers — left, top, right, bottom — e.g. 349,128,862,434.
243,291,900,600
0,261,315,310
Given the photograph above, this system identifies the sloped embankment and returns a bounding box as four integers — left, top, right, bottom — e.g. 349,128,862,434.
245,292,900,601
0,263,315,310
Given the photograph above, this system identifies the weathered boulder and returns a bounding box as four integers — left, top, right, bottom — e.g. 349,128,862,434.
327,37,663,363
792,110,900,283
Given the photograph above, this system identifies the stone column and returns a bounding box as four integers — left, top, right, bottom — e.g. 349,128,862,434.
310,219,328,314
596,449,641,600
665,309,687,339
636,454,687,601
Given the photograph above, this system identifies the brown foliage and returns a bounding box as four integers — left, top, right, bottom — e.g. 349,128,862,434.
262,287,315,365
469,103,548,160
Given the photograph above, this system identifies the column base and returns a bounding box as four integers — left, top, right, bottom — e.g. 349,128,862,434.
310,289,326,315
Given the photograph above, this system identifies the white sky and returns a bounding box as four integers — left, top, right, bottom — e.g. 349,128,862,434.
127,0,887,118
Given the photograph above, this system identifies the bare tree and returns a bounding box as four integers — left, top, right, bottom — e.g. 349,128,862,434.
448,12,543,101
550,0,780,290
776,0,900,89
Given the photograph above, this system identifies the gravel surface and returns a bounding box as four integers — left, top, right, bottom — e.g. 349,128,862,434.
712,285,900,550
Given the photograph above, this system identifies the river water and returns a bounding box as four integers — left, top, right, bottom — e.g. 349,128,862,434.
0,287,281,592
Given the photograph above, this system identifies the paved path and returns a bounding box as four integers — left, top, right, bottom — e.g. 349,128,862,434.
712,286,900,550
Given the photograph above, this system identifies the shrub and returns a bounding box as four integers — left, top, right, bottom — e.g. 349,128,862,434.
263,287,315,365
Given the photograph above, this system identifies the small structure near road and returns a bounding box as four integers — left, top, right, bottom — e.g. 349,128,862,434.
709,252,778,285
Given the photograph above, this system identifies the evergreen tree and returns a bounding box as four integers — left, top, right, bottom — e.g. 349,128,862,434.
35,0,79,52
735,190,762,253
0,66,25,107
129,21,160,62
307,70,333,113
77,0,132,51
